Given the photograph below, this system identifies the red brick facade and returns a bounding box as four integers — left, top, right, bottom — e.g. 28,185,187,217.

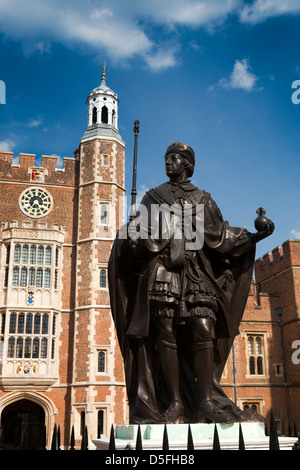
0,131,127,447
0,75,299,448
221,239,300,433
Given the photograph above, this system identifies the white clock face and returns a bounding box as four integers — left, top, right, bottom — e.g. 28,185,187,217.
19,187,53,218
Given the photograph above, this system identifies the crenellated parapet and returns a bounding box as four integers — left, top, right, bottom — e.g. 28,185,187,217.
0,150,79,186
255,239,300,284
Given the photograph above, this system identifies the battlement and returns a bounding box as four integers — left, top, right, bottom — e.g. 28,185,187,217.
254,239,300,284
0,150,79,186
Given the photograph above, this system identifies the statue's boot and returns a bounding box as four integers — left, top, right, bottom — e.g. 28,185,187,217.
193,341,229,424
157,338,184,424
197,400,229,423
159,400,184,424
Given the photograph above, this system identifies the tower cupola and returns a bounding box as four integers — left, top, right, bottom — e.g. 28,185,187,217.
83,65,123,143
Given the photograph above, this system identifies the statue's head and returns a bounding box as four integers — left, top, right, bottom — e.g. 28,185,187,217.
164,142,195,178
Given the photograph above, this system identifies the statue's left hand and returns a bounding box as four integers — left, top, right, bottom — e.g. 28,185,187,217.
254,219,275,243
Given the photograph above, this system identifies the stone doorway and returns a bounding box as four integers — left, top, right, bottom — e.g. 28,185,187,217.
1,399,45,449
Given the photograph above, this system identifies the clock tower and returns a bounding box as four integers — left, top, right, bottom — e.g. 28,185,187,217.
73,66,127,435
0,66,127,449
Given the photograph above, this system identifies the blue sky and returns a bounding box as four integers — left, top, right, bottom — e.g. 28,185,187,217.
0,0,300,261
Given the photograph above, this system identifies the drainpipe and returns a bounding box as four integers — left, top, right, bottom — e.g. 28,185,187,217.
275,308,287,383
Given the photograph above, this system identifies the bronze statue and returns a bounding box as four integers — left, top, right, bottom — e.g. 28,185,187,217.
109,142,274,424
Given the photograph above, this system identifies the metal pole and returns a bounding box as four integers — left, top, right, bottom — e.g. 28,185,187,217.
232,340,238,405
129,120,139,221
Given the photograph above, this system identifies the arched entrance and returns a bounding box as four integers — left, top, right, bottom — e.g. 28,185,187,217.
1,399,45,450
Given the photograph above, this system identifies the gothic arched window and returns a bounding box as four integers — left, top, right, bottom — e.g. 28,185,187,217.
101,105,108,124
92,106,97,124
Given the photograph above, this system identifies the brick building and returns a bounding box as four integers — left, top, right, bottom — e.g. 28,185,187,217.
221,239,300,434
0,68,127,449
0,68,299,448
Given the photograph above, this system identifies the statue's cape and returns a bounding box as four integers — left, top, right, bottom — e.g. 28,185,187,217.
109,183,259,423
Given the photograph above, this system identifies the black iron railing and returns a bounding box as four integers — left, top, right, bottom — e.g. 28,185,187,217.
2,409,299,450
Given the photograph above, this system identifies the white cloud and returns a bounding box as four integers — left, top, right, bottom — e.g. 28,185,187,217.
211,58,259,92
1,1,300,71
138,0,241,26
189,40,203,52
27,116,43,128
291,229,300,239
0,0,241,71
23,40,51,56
143,47,178,72
0,1,152,61
50,153,64,168
240,0,300,24
0,139,16,152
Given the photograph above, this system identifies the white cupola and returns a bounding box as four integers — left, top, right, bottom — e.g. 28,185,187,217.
83,65,123,143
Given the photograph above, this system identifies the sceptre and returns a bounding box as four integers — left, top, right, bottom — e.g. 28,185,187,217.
129,120,140,221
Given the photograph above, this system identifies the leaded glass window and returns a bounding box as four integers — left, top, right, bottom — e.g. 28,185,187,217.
37,246,44,265
12,267,19,286
100,269,107,288
98,351,106,373
9,243,59,289
6,311,58,361
14,244,21,263
247,334,266,376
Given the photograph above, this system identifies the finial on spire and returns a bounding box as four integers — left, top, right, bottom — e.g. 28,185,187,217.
101,61,107,86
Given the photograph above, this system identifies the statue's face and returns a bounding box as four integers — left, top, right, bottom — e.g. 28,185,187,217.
165,153,185,178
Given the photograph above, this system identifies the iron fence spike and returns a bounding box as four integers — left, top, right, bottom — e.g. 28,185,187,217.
135,425,143,450
239,423,245,450
81,425,89,450
187,424,194,450
109,424,116,450
51,424,58,450
213,424,221,450
269,409,280,450
57,425,61,450
69,425,76,450
162,425,169,450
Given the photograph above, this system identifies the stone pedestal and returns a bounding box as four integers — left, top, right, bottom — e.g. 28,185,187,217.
92,422,298,450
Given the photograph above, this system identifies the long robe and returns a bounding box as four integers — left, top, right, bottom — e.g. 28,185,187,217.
109,181,262,423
